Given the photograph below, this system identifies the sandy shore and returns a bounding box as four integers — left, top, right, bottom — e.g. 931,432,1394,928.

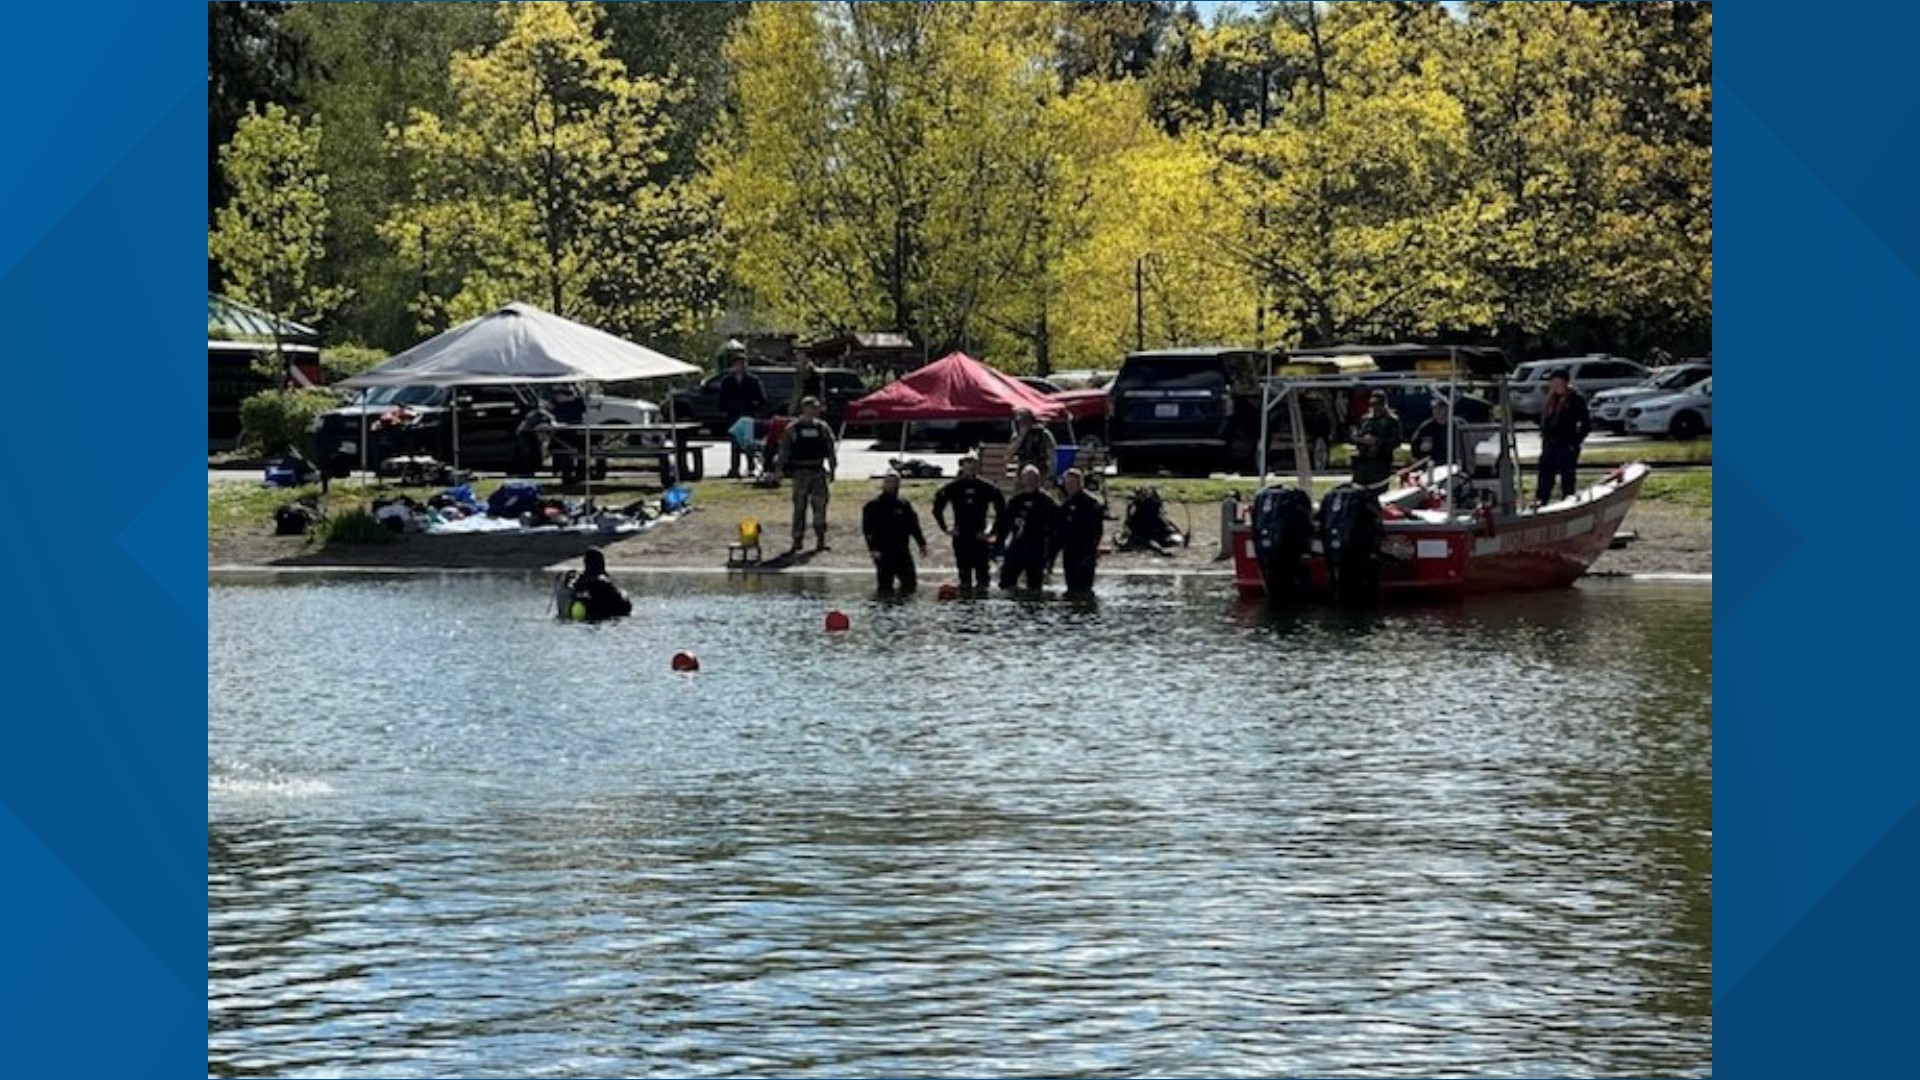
209,476,1710,579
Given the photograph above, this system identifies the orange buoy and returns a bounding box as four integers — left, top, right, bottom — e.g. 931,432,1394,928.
824,609,851,632
670,651,700,672
936,583,960,601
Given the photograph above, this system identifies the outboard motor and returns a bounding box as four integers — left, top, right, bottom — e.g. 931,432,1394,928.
1317,483,1384,604
1250,486,1316,602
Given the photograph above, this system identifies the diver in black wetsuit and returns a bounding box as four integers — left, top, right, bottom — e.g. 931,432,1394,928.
862,470,929,594
995,466,1058,592
1054,468,1106,594
568,549,632,620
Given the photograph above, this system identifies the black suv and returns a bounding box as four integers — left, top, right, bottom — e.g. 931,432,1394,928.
1108,348,1266,474
311,384,663,478
670,366,867,435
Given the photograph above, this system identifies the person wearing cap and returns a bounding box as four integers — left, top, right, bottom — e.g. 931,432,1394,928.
567,548,632,621
933,453,1006,591
776,396,838,551
995,465,1058,592
862,470,929,594
1350,391,1402,487
1009,406,1059,480
1536,368,1592,504
1053,468,1106,594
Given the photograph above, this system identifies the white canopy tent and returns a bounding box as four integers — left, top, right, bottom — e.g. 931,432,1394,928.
341,302,700,503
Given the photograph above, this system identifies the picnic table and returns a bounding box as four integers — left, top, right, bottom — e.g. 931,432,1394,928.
544,422,706,485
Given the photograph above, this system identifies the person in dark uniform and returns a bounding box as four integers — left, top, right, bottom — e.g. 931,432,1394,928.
776,396,838,551
862,470,929,594
717,358,767,478
568,549,632,620
1350,391,1402,487
1409,397,1456,470
1009,407,1059,481
933,454,1006,591
1536,369,1592,504
995,466,1058,592
1054,468,1106,594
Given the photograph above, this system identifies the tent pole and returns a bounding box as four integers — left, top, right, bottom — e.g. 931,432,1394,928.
451,390,461,474
584,421,593,510
359,400,369,483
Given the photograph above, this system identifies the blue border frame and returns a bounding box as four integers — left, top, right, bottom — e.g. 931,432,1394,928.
7,2,1917,1075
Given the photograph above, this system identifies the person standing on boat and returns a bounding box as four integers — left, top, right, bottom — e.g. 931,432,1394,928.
933,454,1006,591
1009,407,1059,481
1410,397,1457,470
995,466,1058,592
1054,468,1106,594
776,396,838,552
862,470,929,594
1536,369,1592,504
1351,391,1402,487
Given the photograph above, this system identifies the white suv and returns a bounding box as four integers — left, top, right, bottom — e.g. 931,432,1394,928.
1509,355,1651,420
1591,363,1712,432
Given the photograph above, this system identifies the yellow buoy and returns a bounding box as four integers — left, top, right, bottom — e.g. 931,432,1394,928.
570,600,588,621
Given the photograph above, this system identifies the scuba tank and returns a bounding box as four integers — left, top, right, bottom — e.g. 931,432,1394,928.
1251,486,1315,603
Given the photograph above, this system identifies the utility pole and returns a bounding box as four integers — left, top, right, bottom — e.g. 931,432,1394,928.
1255,63,1271,351
1135,257,1146,352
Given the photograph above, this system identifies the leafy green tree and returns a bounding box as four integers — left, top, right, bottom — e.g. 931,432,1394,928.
286,2,499,351
382,2,720,344
208,103,347,384
208,1,307,290
1201,1,1478,346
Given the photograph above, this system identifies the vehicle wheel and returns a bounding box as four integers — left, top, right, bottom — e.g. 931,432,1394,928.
1669,411,1704,441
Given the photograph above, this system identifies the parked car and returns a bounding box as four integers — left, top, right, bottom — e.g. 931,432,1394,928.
1508,355,1651,420
1107,348,1267,475
1625,377,1712,439
1591,362,1713,432
669,365,866,436
311,383,662,478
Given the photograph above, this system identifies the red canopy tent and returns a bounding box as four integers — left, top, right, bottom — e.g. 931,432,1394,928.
846,351,1068,424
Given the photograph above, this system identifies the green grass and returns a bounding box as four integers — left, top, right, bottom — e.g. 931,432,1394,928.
1638,470,1713,510
1583,438,1711,466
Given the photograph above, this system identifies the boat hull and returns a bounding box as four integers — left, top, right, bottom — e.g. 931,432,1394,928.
1231,464,1649,602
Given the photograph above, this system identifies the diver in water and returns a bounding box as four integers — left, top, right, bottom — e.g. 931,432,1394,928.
995,466,1058,592
932,454,1006,591
1054,468,1106,594
564,548,632,620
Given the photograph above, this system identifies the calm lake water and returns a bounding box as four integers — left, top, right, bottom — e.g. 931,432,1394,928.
208,574,1711,1079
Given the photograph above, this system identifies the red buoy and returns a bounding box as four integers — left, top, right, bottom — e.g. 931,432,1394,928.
824,610,851,632
936,583,960,601
671,651,700,672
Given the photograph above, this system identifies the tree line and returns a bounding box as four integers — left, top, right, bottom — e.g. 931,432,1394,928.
209,1,1710,376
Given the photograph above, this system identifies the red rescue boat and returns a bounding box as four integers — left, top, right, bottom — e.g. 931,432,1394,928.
1227,462,1648,601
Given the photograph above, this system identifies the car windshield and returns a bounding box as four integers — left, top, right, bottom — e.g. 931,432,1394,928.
1651,367,1703,389
1115,358,1228,390
359,385,446,407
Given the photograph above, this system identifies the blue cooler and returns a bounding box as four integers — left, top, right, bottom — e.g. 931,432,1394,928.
1054,445,1078,477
